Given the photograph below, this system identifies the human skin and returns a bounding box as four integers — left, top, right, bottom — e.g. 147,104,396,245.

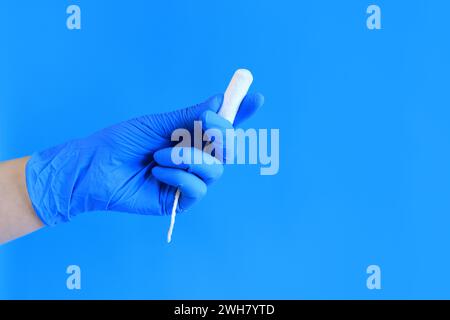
0,157,43,244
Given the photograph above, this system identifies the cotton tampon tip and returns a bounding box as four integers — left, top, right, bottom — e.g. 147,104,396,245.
218,69,253,124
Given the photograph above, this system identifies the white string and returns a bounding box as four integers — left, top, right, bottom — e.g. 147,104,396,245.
167,188,180,243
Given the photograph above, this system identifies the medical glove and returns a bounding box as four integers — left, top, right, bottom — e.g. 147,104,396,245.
25,93,264,226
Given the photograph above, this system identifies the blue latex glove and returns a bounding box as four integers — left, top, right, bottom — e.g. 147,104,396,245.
26,93,264,226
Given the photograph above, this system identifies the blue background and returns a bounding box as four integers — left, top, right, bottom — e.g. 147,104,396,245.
1,0,450,299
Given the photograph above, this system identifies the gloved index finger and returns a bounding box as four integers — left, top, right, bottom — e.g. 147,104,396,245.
153,147,224,184
233,92,265,126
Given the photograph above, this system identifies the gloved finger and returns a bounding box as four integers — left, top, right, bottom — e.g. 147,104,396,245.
200,110,235,162
201,110,234,144
153,147,224,184
233,92,265,126
152,166,207,210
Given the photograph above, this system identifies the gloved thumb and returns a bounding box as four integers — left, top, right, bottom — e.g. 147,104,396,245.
146,92,264,138
144,94,224,138
170,94,224,132
123,92,263,151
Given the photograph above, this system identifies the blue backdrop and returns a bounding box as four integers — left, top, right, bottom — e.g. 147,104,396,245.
1,0,450,299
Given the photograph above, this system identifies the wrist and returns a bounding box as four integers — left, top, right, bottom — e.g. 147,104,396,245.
0,157,43,244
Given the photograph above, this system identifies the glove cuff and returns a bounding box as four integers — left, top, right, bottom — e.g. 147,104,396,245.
25,143,76,226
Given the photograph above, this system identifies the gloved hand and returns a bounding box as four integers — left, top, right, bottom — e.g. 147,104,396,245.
25,93,264,226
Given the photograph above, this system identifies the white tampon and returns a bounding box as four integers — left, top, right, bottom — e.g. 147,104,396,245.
167,69,253,243
218,69,254,123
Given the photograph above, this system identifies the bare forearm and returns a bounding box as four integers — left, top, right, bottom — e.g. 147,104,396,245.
0,157,43,244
